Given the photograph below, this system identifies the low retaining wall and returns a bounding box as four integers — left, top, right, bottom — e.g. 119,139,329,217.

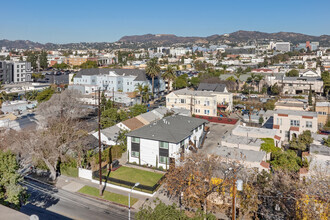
194,115,239,124
78,168,92,180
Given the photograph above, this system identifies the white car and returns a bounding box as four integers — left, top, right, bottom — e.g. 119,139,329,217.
250,95,258,98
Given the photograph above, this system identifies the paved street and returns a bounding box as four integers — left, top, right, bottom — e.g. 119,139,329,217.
21,179,131,220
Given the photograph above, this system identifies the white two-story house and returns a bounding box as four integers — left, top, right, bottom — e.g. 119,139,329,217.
126,115,208,169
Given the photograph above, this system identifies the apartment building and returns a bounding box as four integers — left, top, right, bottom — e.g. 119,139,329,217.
166,88,233,117
0,61,13,83
315,102,330,128
0,61,31,83
71,68,165,94
272,109,318,145
267,75,324,95
63,57,97,66
275,42,291,52
126,115,208,169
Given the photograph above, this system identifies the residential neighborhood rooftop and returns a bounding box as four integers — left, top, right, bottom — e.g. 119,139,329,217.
274,109,317,117
126,115,208,143
208,146,266,163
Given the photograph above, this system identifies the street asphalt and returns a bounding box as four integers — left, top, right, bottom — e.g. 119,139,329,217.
21,179,131,220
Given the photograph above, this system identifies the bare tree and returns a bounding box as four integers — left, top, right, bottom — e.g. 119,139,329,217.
5,89,93,180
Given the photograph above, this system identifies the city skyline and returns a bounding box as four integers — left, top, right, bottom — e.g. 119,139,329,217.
1,0,329,44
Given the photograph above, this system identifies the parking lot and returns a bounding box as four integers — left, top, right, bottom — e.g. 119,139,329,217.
203,122,236,151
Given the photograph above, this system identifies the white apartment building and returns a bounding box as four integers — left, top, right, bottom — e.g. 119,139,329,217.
275,42,291,52
166,88,233,117
13,61,32,83
272,109,318,145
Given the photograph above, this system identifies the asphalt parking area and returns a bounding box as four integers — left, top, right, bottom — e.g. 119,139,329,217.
202,122,236,151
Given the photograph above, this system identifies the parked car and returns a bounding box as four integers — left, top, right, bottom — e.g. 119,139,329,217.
250,94,258,98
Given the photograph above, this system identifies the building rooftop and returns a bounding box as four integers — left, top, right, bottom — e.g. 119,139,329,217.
121,117,145,131
222,134,263,147
232,125,277,138
75,68,149,81
197,83,227,93
171,88,216,97
136,111,160,125
0,205,29,220
274,109,317,117
316,102,330,107
126,115,208,143
208,146,266,162
101,125,121,141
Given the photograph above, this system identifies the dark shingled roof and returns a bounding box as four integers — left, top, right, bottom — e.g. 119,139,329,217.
197,83,227,92
75,68,148,81
126,115,208,143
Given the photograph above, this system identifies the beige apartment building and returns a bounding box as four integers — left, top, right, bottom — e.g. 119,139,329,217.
315,102,330,128
272,109,318,146
166,88,233,117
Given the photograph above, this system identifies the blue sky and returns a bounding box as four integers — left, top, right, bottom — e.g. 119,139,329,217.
1,0,329,43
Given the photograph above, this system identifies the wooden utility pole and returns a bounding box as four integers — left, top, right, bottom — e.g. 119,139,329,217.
232,178,237,220
112,87,114,108
98,89,103,196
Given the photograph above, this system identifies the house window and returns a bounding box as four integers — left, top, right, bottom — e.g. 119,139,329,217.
131,151,139,158
159,141,169,149
159,156,168,164
204,101,210,106
204,110,210,115
306,121,312,128
180,99,185,103
290,120,300,127
132,137,140,143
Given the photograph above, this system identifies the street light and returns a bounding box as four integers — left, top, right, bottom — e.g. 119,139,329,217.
128,182,140,220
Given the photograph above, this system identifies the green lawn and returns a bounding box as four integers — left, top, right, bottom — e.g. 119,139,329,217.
106,166,164,187
78,185,138,206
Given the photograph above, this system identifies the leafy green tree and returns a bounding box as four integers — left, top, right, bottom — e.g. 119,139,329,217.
290,130,313,152
226,76,236,82
286,69,299,77
308,87,313,106
321,71,329,96
135,83,144,104
189,77,200,89
173,74,188,89
53,62,70,70
260,138,280,161
80,61,98,69
162,65,176,92
129,104,147,117
259,116,264,125
297,64,304,69
146,58,160,98
270,150,301,172
40,51,48,69
101,108,118,128
323,136,330,147
5,55,10,60
263,99,276,110
270,83,281,95
36,87,54,103
0,150,28,209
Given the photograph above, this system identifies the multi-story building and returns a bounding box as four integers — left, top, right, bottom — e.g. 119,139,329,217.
275,42,291,52
266,75,324,95
71,68,165,94
272,109,318,145
0,61,13,83
0,61,31,83
315,102,330,128
63,57,98,66
166,88,233,117
126,115,208,169
13,61,32,83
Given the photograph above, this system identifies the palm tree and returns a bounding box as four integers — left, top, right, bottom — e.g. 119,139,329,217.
135,83,144,104
162,65,176,92
142,85,150,103
255,75,264,93
146,58,160,98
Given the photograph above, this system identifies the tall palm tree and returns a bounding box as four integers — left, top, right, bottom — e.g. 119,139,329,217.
146,58,160,98
162,65,176,92
135,83,144,104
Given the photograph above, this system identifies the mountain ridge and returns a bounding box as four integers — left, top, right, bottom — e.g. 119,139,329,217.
1,30,329,49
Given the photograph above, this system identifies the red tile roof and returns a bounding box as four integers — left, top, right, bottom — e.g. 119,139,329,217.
302,115,313,119
278,114,288,117
273,125,280,129
274,135,281,141
260,161,270,169
290,127,299,131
